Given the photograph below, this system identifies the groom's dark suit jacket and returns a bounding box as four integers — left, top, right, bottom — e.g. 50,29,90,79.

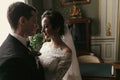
0,34,45,80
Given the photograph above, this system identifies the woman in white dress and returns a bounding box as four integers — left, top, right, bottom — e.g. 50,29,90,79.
39,9,82,80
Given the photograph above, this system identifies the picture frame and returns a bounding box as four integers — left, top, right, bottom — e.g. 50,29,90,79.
60,0,90,6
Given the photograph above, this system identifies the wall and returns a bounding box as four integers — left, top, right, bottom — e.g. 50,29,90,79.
91,0,118,63
117,0,120,61
31,0,119,63
32,0,43,24
53,0,99,36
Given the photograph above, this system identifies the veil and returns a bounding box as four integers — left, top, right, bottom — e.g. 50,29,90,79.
62,24,82,80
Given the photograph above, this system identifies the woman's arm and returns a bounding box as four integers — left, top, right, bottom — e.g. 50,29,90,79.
55,52,72,80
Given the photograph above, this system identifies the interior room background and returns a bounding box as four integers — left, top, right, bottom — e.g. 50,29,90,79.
0,0,119,63
32,0,119,63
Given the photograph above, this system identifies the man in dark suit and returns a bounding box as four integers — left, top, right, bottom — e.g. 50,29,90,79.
0,2,45,80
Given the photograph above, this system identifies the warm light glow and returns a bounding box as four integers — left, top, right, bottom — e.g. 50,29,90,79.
0,0,24,46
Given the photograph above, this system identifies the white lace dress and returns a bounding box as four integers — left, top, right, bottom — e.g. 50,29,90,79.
39,42,72,80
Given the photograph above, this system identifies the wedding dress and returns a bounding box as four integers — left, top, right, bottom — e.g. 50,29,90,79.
62,25,82,80
39,42,72,80
39,25,82,80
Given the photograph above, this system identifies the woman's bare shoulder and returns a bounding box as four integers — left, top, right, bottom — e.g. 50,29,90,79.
63,46,72,54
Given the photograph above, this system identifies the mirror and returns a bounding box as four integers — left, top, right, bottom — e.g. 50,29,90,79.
60,0,90,5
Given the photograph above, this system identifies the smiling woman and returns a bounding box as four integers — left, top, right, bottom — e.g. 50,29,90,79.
0,0,25,46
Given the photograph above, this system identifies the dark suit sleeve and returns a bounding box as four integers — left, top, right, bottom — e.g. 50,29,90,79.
0,58,31,80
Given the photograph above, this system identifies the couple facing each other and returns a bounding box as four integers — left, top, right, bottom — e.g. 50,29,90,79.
0,2,82,80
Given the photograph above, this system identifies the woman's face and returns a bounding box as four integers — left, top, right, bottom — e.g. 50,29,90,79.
41,17,54,39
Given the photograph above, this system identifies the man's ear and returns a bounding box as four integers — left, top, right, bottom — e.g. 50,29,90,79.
18,16,26,25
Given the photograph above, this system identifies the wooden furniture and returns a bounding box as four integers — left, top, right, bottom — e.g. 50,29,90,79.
78,62,120,80
113,62,120,69
60,0,90,6
79,63,116,80
112,62,120,80
65,18,91,56
82,75,115,80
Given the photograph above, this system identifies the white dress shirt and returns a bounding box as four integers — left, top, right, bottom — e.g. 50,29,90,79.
10,32,29,48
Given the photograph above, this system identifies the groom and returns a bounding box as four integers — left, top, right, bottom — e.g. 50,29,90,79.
0,2,45,80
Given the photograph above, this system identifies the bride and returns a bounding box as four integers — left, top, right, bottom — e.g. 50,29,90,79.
39,9,82,80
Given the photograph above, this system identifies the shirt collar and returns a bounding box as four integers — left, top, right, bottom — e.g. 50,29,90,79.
10,32,29,47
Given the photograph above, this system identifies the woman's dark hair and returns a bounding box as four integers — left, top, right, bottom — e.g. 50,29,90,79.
7,2,36,30
41,9,65,36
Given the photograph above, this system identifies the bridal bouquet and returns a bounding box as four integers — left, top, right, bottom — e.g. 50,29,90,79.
30,33,43,51
30,33,50,51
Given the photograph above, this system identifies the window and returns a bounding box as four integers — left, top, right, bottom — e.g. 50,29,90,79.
0,0,25,45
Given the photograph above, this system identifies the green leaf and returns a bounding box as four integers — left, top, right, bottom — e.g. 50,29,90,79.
30,33,43,51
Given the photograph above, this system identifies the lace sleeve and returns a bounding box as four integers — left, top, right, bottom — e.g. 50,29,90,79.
54,52,72,80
